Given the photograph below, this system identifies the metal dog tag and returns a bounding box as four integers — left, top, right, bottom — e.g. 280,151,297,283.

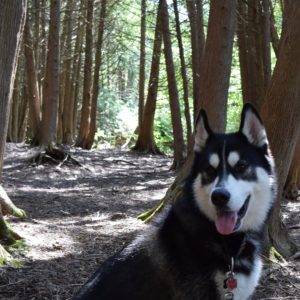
225,291,234,300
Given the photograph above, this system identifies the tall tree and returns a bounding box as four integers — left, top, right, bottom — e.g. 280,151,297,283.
23,14,42,144
69,0,85,143
76,0,94,148
39,0,60,147
160,0,185,169
261,1,300,256
173,0,192,153
85,0,107,150
132,1,163,154
0,1,27,176
59,0,75,144
237,0,271,110
140,0,299,261
0,0,27,262
137,0,147,133
186,0,205,122
140,0,237,220
198,0,237,132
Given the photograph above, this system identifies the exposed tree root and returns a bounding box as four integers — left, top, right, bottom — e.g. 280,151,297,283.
131,143,164,155
284,167,300,200
32,146,83,168
0,215,23,245
0,196,25,266
0,185,27,218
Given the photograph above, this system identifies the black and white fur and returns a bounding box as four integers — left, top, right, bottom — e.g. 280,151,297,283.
72,104,276,300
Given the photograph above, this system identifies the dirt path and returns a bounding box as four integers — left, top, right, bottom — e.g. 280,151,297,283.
0,144,299,300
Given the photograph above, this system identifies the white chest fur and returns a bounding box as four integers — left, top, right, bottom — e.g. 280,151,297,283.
214,257,262,300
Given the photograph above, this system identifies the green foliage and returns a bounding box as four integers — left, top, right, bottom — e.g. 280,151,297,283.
154,103,174,154
227,39,243,133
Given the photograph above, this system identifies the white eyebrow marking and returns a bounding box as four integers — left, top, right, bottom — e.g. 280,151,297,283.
228,151,240,167
209,153,220,168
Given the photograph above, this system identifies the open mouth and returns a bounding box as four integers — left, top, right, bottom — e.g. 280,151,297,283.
215,195,250,235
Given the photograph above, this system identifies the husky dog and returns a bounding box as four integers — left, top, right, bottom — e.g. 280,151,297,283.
73,104,276,300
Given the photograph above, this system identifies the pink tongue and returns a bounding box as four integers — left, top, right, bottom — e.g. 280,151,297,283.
215,211,238,235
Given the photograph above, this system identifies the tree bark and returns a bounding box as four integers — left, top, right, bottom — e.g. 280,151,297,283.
137,0,147,132
76,0,94,148
59,0,74,144
85,0,107,150
198,0,237,132
186,0,205,122
173,0,192,153
237,0,271,110
0,0,27,176
0,0,27,262
70,0,85,142
61,0,76,145
161,0,185,169
40,0,60,147
24,16,42,144
261,2,300,257
132,0,163,154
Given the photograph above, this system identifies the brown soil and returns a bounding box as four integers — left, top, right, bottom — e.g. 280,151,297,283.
0,143,299,300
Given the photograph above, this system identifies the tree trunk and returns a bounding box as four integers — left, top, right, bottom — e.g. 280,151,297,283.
24,16,42,144
137,0,147,133
85,0,107,150
285,136,300,199
132,0,163,154
8,66,20,142
261,2,300,257
70,0,85,142
39,0,60,147
0,0,26,176
62,0,75,145
76,0,94,148
237,0,271,110
173,0,192,153
0,0,27,263
186,0,205,122
198,0,237,132
161,0,185,169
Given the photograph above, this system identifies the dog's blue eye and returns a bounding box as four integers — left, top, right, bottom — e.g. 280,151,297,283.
234,161,248,173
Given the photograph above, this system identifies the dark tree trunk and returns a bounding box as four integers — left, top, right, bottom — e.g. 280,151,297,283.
186,0,205,122
0,0,26,176
261,2,300,257
39,0,60,147
70,0,85,142
61,0,75,145
132,1,163,154
160,0,185,169
173,0,192,153
85,0,107,150
237,0,271,110
0,0,27,260
76,0,94,148
197,0,237,132
137,0,147,132
24,16,42,144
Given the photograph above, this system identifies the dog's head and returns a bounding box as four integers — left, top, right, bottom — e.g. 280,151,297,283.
192,104,276,235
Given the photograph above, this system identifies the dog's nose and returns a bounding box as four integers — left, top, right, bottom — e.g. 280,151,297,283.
211,188,230,208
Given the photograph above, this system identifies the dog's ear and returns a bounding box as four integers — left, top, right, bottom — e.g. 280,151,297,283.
239,103,268,148
194,109,213,152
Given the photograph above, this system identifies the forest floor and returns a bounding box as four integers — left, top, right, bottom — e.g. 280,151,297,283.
0,143,299,300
